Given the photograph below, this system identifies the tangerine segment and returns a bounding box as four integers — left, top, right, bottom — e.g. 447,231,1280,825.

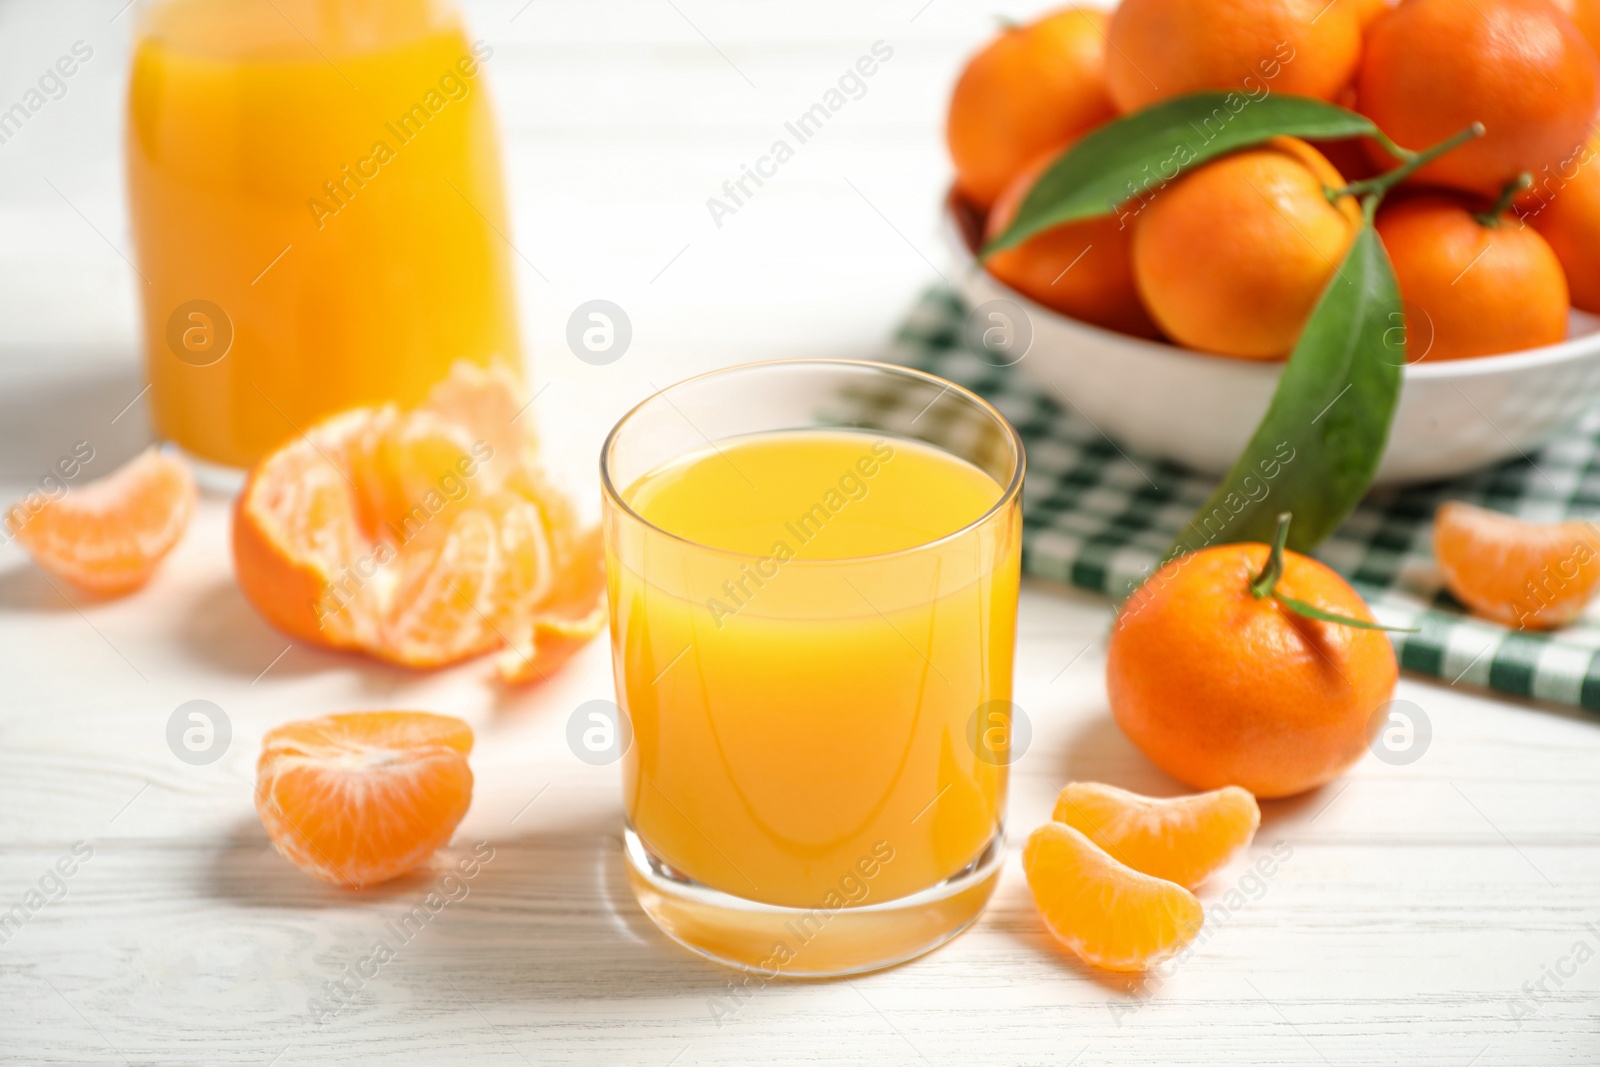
1023,822,1204,972
376,506,505,668
233,408,384,650
1434,502,1600,629
7,446,195,595
496,521,608,684
255,711,474,888
1051,782,1260,889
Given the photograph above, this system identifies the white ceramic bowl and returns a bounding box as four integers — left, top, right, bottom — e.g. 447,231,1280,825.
944,201,1600,485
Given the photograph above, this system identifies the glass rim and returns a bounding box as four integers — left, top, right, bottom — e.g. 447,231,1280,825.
598,358,1026,564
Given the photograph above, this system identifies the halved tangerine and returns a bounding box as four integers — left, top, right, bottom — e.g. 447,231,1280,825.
6,446,195,596
255,711,474,887
232,362,605,675
1051,782,1260,889
1434,501,1600,630
1023,821,1204,972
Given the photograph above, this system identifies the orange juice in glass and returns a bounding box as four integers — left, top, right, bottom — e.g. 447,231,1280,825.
125,0,520,473
602,360,1023,975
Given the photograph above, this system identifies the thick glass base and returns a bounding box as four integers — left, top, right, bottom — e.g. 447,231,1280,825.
623,825,1004,978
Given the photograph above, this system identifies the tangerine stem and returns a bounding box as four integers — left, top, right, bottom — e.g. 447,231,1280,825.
1248,512,1293,599
1367,128,1416,165
1475,172,1533,228
1325,122,1486,205
1247,512,1420,633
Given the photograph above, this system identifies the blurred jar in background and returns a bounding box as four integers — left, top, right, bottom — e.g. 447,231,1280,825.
126,0,522,472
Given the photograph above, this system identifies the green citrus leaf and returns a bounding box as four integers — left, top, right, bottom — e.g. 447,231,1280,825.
1173,219,1404,556
984,92,1380,253
1273,593,1419,633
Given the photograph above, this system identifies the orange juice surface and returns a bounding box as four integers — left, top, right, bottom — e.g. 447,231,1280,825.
126,0,520,468
612,429,1020,909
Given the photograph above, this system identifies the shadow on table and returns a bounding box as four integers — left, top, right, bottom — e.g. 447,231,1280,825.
171,576,352,684
0,561,108,612
0,362,152,485
1054,708,1392,833
201,806,742,999
1056,712,1193,797
170,577,485,699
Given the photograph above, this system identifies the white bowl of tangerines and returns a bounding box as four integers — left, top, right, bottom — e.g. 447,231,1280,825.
942,0,1600,485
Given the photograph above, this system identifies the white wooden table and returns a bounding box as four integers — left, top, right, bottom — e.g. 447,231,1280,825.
1,2,1597,1063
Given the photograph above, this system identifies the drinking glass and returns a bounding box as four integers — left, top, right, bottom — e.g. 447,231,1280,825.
601,359,1024,976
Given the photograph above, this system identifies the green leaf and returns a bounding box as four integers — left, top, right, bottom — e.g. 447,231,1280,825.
1172,219,1404,556
1273,593,1419,633
985,93,1380,253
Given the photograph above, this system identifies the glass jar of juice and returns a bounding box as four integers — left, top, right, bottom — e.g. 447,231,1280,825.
125,0,521,472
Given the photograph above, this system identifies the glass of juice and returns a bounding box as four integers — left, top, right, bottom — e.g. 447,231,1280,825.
125,0,521,475
602,360,1024,976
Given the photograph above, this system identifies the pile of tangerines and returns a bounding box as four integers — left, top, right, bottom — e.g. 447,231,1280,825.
950,0,1600,361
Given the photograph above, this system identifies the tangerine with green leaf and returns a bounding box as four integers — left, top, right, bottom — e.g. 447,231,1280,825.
1108,514,1401,798
1130,137,1362,360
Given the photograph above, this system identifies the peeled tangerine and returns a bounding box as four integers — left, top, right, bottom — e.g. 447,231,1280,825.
256,711,473,887
1023,822,1204,972
1434,502,1600,629
1051,782,1260,889
232,362,605,680
6,447,195,596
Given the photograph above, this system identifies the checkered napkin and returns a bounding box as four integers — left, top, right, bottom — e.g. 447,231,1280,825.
884,287,1600,712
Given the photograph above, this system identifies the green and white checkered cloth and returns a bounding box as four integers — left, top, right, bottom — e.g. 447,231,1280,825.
886,287,1600,712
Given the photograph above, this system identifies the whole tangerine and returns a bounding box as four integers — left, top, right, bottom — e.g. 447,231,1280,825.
1550,0,1600,56
1356,0,1600,197
945,7,1114,209
1526,134,1600,314
1104,0,1361,113
1376,193,1569,360
1130,137,1362,360
983,148,1160,338
1108,529,1398,799
1343,0,1396,32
